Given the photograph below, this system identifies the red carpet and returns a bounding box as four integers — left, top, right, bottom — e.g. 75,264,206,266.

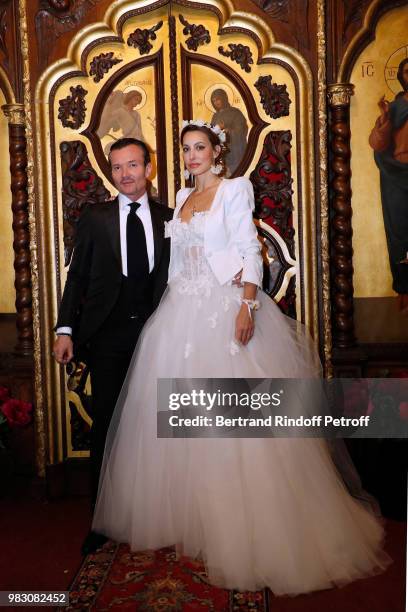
60,544,266,610
61,520,406,612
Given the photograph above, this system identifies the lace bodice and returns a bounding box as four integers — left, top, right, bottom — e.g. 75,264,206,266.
165,213,215,296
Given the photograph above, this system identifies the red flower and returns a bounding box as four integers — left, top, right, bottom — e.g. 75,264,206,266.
0,386,10,402
0,399,32,427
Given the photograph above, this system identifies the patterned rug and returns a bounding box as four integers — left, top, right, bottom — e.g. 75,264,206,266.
61,542,269,611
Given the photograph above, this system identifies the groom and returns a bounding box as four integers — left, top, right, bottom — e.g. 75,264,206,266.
53,137,172,551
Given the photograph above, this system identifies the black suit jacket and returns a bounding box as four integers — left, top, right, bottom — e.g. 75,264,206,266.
56,196,173,349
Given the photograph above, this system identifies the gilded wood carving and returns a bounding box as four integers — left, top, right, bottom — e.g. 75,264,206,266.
127,22,163,55
251,130,296,317
89,52,122,83
218,44,253,73
251,130,294,256
254,75,291,119
58,85,88,129
179,15,210,51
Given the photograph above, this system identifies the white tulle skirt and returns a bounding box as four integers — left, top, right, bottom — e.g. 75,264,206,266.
93,281,390,594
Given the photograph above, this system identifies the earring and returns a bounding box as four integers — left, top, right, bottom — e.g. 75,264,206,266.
184,169,190,179
210,164,222,175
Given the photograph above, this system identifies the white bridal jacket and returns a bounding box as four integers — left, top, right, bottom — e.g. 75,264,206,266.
168,177,263,287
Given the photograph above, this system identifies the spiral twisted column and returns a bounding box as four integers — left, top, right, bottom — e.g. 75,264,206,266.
327,84,355,349
2,103,33,354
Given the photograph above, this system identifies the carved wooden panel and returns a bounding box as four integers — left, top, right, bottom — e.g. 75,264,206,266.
250,130,296,317
60,140,110,266
58,85,88,129
127,21,163,55
35,0,102,72
254,75,291,119
249,0,313,57
89,52,122,83
251,131,294,255
218,43,254,72
179,15,210,51
25,0,321,88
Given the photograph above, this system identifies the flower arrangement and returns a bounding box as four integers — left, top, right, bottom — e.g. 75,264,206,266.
0,386,33,450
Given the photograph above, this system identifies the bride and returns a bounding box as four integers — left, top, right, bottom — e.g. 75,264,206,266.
93,120,390,594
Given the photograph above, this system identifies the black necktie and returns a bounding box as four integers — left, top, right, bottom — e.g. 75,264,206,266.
126,202,149,279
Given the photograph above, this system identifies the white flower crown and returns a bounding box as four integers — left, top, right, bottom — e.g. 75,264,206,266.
181,119,226,143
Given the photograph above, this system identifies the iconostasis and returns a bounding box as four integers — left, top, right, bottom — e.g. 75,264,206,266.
33,0,318,462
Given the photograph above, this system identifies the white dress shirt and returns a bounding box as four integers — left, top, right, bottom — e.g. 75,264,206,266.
57,191,154,336
119,191,154,275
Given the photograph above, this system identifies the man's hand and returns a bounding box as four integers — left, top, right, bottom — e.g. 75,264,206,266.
235,304,254,345
53,335,74,365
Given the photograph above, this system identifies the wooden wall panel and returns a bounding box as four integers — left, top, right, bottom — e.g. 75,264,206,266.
27,1,320,87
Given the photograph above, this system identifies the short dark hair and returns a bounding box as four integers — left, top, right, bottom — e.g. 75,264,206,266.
109,138,151,166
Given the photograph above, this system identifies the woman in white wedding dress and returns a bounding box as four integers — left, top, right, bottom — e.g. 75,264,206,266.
93,121,390,594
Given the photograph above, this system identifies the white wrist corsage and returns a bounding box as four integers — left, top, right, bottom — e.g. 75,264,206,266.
240,298,260,317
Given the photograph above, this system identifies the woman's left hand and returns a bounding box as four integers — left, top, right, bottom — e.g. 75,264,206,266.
235,304,254,345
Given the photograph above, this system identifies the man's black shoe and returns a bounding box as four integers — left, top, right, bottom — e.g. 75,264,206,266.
81,530,109,555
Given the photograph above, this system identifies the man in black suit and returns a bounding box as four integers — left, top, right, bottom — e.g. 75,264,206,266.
53,137,172,551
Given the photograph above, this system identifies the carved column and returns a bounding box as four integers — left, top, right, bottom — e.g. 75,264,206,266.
2,103,33,355
169,15,181,193
327,84,355,350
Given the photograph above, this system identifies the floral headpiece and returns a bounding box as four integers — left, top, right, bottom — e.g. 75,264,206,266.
181,119,226,143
